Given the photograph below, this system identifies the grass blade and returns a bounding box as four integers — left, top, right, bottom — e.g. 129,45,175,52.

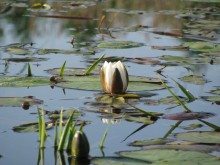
161,79,191,112
98,15,106,33
59,108,63,140
171,78,195,102
54,122,58,148
37,108,42,142
37,107,46,148
163,121,182,138
85,54,105,75
66,121,77,151
28,63,32,77
59,61,66,77
100,125,109,149
198,119,220,131
58,111,74,151
127,103,159,118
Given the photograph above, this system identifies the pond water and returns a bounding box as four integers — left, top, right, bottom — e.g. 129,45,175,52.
0,0,220,164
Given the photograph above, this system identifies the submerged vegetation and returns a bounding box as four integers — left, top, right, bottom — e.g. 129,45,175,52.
0,0,220,164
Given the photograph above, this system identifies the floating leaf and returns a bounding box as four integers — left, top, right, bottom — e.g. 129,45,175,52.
162,112,214,120
12,122,53,133
184,42,220,53
37,49,94,55
91,157,148,165
157,96,188,105
143,143,220,154
180,75,207,85
129,138,173,147
151,45,188,51
127,57,161,65
48,109,83,120
175,131,220,144
46,67,100,76
123,115,154,124
0,96,43,107
5,47,31,55
201,96,220,104
97,41,144,49
209,88,220,95
179,123,203,130
0,76,50,87
119,148,220,165
3,57,49,62
55,75,165,91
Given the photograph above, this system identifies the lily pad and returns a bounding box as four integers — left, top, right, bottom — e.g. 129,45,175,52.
0,96,43,107
48,109,83,120
0,76,51,87
201,96,220,104
175,131,220,144
180,75,207,85
46,67,100,76
144,96,188,106
129,138,173,147
91,157,149,165
143,143,220,154
162,112,214,120
184,42,220,53
37,49,94,55
119,148,220,165
4,57,49,62
12,122,53,133
5,47,32,55
209,88,220,95
151,45,188,51
159,55,220,66
123,115,154,124
179,123,203,130
55,75,165,91
97,41,144,49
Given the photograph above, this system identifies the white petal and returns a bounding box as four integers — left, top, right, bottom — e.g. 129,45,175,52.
105,62,114,92
115,61,128,92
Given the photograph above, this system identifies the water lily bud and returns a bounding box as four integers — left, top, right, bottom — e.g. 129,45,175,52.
72,130,90,159
100,61,129,94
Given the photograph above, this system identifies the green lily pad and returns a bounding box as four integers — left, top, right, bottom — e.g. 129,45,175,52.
91,157,149,165
184,42,220,53
129,138,173,147
175,131,220,144
46,67,100,76
48,109,83,120
159,55,220,66
119,148,220,165
37,49,94,55
179,123,203,130
0,96,43,107
145,96,188,106
0,76,51,87
12,122,53,133
123,115,154,124
4,57,49,62
152,45,188,51
180,75,207,85
97,41,144,49
201,96,220,104
5,47,32,55
143,143,220,154
55,75,165,91
209,88,220,95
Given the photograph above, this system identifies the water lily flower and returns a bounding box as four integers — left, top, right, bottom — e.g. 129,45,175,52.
100,61,128,94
